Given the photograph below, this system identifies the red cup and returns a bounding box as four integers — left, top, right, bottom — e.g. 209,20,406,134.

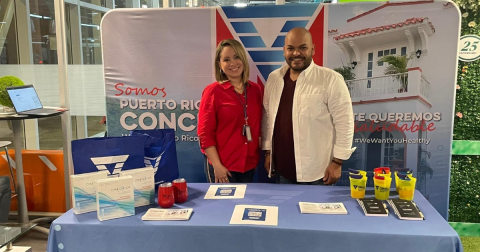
158,182,175,208
172,178,188,203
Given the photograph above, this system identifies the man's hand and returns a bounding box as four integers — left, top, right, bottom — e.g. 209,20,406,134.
264,154,271,175
323,161,342,185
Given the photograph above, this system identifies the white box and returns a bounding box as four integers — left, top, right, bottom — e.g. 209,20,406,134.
96,176,135,221
120,167,155,207
71,171,109,214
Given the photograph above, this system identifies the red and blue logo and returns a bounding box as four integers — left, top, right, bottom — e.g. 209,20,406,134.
216,4,326,85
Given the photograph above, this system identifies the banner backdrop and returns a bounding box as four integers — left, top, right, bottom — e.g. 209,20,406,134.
102,1,460,219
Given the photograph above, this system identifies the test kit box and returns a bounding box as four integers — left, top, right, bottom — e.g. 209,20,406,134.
71,171,109,214
120,167,155,207
96,176,135,221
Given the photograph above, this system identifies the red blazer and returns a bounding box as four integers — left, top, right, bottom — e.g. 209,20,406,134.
197,80,263,173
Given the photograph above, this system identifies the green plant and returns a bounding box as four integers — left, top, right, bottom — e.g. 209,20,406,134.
0,76,25,107
449,1,480,223
377,55,411,91
377,55,410,75
333,65,356,81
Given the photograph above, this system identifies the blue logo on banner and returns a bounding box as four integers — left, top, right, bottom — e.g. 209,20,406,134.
221,5,316,81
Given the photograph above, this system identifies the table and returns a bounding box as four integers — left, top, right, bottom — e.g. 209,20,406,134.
0,222,36,251
47,183,463,252
0,110,65,224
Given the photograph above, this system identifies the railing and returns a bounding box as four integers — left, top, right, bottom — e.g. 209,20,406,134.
346,73,408,98
420,75,431,98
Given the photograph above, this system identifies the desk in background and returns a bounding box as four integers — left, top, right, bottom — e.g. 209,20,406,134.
47,183,463,252
0,110,65,224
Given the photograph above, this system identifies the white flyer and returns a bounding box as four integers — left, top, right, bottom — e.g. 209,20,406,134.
299,202,348,215
142,208,193,221
204,184,247,199
229,205,278,226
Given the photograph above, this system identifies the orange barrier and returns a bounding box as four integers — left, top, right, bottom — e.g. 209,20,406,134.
0,150,66,213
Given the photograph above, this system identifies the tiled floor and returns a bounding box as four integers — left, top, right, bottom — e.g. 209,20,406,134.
13,228,48,252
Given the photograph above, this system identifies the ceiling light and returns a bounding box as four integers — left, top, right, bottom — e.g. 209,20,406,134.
30,14,43,19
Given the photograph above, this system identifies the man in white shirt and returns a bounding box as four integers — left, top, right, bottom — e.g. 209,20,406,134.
262,27,355,185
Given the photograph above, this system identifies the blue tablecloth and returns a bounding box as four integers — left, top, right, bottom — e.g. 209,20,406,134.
47,183,463,252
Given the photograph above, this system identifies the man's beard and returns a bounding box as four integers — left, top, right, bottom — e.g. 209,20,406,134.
288,56,313,72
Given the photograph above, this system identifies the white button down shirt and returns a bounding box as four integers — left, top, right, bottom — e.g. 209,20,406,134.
262,61,356,182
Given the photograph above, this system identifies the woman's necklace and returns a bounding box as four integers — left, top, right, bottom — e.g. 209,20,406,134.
233,84,244,93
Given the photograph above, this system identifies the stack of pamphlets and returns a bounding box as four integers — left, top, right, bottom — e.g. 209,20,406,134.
387,199,425,220
357,198,389,217
141,208,194,221
299,202,348,214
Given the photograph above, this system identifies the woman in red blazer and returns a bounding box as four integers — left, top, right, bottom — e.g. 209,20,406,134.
197,39,263,183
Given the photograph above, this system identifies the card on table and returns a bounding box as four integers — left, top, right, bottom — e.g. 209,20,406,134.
229,205,278,226
204,184,247,199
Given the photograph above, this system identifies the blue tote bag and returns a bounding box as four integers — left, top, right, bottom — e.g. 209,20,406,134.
131,129,179,185
71,136,146,176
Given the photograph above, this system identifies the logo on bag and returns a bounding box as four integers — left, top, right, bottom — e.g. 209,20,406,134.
144,150,166,175
91,155,129,176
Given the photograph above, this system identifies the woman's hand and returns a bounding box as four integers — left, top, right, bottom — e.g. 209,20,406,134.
213,163,232,183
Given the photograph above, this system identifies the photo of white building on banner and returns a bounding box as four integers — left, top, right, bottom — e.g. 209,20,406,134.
327,1,459,197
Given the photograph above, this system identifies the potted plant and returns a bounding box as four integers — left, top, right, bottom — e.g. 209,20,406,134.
333,65,356,81
377,55,411,93
334,65,356,93
0,76,25,113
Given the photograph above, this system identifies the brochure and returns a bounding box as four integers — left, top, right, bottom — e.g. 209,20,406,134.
204,184,247,199
299,202,348,214
229,205,278,226
142,208,194,221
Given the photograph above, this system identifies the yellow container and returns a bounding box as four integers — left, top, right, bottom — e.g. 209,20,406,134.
349,170,367,177
349,176,367,199
398,177,417,201
374,176,392,200
394,172,413,192
376,173,391,178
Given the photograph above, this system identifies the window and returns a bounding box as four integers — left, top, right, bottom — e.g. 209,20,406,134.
30,0,57,64
367,52,373,88
401,47,407,56
0,0,19,64
378,48,399,67
81,8,104,64
378,51,384,66
383,131,395,168
81,0,107,7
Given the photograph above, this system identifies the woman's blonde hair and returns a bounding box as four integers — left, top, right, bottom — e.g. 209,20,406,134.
214,39,250,84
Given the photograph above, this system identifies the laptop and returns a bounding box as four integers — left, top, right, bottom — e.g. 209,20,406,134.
6,85,62,115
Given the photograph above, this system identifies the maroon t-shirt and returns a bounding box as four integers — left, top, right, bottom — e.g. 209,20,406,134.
273,70,297,182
